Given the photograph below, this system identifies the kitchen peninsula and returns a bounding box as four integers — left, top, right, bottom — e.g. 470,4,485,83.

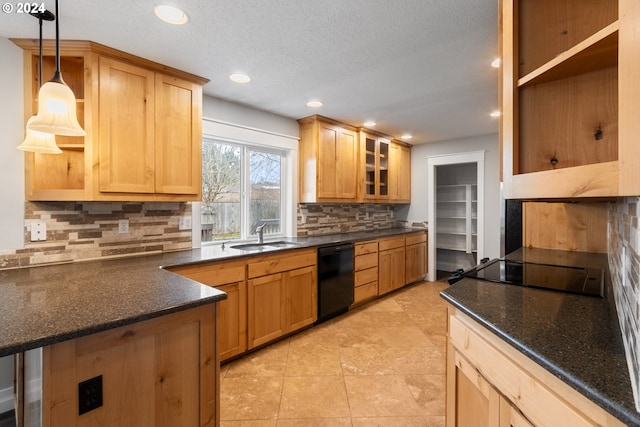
0,227,426,427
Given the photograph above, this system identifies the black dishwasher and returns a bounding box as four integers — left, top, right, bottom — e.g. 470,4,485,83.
317,243,354,323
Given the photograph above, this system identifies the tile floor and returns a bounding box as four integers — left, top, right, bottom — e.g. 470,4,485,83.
220,280,449,427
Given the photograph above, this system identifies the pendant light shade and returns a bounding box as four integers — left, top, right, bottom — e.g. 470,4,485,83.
28,75,86,136
27,0,86,137
18,116,63,154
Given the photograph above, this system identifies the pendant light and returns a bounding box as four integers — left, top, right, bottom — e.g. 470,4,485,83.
17,7,62,154
27,0,86,137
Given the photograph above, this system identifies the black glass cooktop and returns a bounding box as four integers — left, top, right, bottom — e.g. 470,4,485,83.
464,259,604,298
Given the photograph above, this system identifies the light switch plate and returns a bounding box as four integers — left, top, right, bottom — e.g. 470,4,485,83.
30,222,46,241
118,219,129,234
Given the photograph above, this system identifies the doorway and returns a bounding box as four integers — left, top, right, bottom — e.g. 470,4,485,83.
427,151,485,281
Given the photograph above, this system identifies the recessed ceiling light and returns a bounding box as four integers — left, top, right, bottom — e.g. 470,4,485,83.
490,110,502,118
401,134,412,140
363,121,376,127
229,73,251,83
154,5,188,25
306,100,324,108
491,58,501,68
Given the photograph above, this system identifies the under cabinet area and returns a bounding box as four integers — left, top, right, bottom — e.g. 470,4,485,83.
13,39,207,202
501,0,640,198
446,307,627,427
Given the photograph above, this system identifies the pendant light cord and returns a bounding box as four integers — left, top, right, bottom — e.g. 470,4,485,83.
38,15,43,87
51,0,63,83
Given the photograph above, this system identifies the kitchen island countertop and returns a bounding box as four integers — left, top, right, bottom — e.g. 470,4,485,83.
440,247,640,427
0,227,425,358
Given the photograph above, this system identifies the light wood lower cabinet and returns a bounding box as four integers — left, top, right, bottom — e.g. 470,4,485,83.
169,259,247,362
405,232,427,284
446,307,626,427
378,236,406,295
41,304,218,427
247,249,317,349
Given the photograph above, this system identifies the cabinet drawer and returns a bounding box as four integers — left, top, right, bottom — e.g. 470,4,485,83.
405,232,426,245
355,241,378,256
169,259,246,287
449,313,598,427
248,248,317,278
355,253,378,271
354,281,378,304
378,236,405,251
355,267,378,286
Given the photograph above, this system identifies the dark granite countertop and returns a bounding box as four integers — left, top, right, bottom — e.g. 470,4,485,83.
0,227,425,358
440,247,640,427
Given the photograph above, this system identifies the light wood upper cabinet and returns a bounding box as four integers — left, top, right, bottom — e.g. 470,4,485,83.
359,131,390,202
13,39,207,202
99,57,156,194
298,115,358,203
501,0,640,199
298,115,412,204
389,140,411,203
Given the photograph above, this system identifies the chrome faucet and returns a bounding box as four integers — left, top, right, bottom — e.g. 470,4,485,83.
256,223,266,244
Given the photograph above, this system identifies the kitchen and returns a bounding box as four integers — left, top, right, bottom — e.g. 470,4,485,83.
0,1,639,426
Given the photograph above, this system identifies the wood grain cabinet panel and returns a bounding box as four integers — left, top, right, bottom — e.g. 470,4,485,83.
169,259,247,362
379,235,406,296
41,305,218,427
248,273,286,348
389,141,411,203
353,240,379,305
284,266,317,332
501,0,640,198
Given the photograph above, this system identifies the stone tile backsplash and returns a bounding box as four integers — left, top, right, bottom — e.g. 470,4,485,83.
0,202,191,269
297,204,396,236
609,197,640,411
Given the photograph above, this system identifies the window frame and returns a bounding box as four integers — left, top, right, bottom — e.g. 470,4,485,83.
191,118,299,248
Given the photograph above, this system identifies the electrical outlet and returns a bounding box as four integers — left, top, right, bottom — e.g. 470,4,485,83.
30,222,46,241
78,375,103,415
178,216,192,230
118,219,129,234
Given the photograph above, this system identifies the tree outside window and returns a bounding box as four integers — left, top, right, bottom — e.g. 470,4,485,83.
201,140,283,242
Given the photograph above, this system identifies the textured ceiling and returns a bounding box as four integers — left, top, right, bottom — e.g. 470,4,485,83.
0,0,499,144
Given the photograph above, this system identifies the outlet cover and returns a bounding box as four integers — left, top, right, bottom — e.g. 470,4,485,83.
118,219,129,234
178,216,192,230
30,222,46,241
78,375,103,415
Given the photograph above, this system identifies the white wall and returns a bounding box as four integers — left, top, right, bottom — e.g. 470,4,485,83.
396,133,501,260
0,37,25,251
202,96,299,137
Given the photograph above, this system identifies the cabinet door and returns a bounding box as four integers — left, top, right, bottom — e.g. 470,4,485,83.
447,348,500,427
284,266,317,332
378,247,405,295
99,57,155,193
247,273,285,349
398,144,411,201
318,122,357,200
405,242,427,284
217,281,247,362
155,74,202,195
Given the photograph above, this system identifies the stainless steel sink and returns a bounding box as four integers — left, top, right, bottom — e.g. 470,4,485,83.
230,241,302,251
